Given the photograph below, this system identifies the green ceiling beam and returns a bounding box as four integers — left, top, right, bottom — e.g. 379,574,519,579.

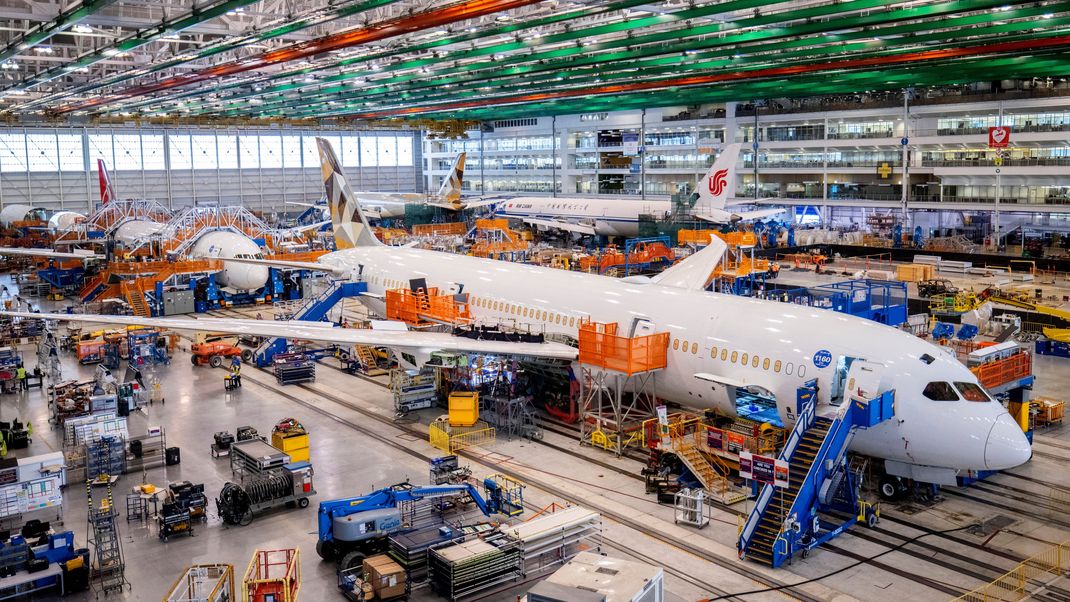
199,0,1031,117
254,9,1069,119
0,0,123,65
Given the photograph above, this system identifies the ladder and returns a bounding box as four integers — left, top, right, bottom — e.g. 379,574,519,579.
737,375,895,568
671,436,747,504
126,286,150,317
87,481,130,597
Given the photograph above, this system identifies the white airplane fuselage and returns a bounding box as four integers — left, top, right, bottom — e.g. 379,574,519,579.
497,197,670,237
319,245,1031,478
189,230,270,292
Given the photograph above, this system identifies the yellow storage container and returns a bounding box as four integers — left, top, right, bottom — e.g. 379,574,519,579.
286,447,310,463
448,392,479,427
271,431,309,453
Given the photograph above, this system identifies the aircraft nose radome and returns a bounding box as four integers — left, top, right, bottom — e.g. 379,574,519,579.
985,414,1033,470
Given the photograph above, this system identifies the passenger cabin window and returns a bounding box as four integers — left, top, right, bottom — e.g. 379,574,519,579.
923,382,959,401
955,382,991,402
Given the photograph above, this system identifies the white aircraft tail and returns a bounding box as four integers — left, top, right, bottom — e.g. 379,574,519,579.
695,143,742,211
317,138,382,249
435,153,466,202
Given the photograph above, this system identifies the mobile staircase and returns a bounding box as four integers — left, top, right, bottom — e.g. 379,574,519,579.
738,369,894,568
253,280,368,366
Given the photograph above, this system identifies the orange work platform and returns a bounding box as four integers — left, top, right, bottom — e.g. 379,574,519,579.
971,350,1032,390
386,287,472,326
242,548,299,602
470,218,528,258
578,321,669,375
579,241,675,275
677,229,721,246
413,222,467,236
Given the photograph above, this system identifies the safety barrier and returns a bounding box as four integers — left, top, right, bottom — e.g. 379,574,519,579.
641,415,782,457
577,322,668,375
385,287,472,326
413,222,467,236
429,418,497,454
677,229,720,246
952,538,1070,601
970,350,1032,389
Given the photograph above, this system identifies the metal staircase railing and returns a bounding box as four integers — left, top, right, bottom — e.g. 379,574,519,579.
253,280,367,366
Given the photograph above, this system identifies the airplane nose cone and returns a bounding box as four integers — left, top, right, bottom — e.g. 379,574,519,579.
985,413,1033,470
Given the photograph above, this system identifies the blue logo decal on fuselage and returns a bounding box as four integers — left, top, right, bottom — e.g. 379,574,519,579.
813,349,832,369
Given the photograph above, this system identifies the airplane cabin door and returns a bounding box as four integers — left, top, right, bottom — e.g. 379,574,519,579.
843,360,883,405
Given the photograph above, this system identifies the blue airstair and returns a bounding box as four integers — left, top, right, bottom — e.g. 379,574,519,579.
737,379,895,567
253,280,367,367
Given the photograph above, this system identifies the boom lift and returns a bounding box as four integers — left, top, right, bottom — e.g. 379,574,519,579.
316,479,522,571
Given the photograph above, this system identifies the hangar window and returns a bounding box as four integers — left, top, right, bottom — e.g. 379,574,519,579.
923,382,959,401
954,382,991,402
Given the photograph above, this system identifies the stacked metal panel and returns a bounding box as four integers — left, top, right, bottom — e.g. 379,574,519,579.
272,353,315,385
502,506,602,577
428,536,521,601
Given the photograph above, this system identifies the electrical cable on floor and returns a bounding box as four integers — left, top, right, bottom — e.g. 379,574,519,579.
699,524,976,601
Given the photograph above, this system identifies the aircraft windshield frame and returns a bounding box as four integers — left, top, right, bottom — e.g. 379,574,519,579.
954,381,992,403
922,381,959,401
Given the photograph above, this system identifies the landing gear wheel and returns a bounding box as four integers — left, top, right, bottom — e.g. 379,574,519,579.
879,476,904,501
240,349,254,363
316,540,336,561
298,497,310,509
209,355,223,368
339,551,365,573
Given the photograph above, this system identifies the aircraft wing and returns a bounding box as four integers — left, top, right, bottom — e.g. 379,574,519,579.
355,192,424,204
203,255,349,276
289,220,331,232
730,207,787,221
0,247,105,260
650,236,727,291
285,201,323,208
2,311,577,360
461,199,501,210
522,218,597,236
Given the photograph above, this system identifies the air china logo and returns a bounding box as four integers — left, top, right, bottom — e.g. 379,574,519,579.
708,169,729,196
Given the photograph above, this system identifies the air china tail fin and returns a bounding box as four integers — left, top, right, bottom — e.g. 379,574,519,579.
435,153,466,202
695,143,742,211
316,137,382,249
98,159,116,205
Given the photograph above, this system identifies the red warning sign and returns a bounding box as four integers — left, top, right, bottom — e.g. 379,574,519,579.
988,126,1011,148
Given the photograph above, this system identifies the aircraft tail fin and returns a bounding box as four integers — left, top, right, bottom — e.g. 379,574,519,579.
435,153,466,202
98,159,116,205
695,143,741,211
317,137,382,249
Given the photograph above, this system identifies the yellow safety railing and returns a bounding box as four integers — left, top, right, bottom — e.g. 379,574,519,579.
952,538,1070,601
429,418,496,453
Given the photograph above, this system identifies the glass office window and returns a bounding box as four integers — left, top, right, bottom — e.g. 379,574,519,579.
238,135,260,169
25,133,58,172
57,133,83,171
217,135,238,169
168,134,193,169
87,134,113,169
113,134,142,170
142,134,165,170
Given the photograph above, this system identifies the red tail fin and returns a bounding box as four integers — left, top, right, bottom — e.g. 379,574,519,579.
97,159,116,204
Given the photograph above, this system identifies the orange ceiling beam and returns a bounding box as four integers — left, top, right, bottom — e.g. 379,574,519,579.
57,0,542,114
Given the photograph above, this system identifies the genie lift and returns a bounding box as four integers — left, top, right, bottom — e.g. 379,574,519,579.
738,361,895,568
253,280,367,367
316,480,523,571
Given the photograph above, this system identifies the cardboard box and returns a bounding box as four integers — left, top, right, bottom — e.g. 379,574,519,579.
363,554,407,595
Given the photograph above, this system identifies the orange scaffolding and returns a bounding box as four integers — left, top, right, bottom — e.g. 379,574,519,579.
577,322,668,375
385,287,472,326
469,218,528,259
970,350,1032,390
677,229,721,246
413,222,467,236
578,241,675,275
242,548,299,602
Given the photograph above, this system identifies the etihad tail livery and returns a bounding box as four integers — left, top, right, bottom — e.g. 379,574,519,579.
8,138,1031,492
495,143,785,236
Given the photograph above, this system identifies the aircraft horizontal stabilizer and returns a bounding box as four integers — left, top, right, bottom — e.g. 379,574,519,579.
0,248,105,260
731,207,788,221
650,236,728,291
522,217,598,236
461,198,501,210
1,311,578,360
202,255,348,276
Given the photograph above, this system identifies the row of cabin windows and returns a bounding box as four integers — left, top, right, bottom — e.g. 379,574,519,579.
671,338,804,377
471,296,580,327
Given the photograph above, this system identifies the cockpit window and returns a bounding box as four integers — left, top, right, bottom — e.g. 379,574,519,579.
954,382,991,402
919,354,935,365
923,381,959,401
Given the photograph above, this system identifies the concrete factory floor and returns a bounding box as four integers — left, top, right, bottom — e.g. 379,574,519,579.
1,285,1070,601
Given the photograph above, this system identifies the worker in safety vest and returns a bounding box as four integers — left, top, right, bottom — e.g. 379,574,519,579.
15,365,26,391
